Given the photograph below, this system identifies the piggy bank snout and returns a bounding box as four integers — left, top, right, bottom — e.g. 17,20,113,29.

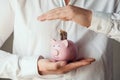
52,49,59,56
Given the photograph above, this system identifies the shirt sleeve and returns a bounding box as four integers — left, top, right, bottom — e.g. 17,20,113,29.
0,0,41,79
89,1,120,42
0,0,14,47
0,50,40,79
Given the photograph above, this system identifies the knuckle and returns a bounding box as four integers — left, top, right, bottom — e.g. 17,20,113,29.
67,6,74,16
67,5,73,11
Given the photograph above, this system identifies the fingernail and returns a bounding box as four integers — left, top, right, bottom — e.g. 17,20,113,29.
90,59,96,62
92,59,96,61
37,15,43,20
37,16,40,20
83,59,95,63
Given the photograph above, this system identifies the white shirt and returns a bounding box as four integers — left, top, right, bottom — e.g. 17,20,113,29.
0,0,120,80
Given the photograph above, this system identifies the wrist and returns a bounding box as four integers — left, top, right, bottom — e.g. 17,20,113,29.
86,10,92,28
81,9,92,27
73,8,92,27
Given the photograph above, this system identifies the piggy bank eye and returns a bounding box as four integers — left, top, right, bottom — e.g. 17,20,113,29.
57,45,60,47
52,45,55,47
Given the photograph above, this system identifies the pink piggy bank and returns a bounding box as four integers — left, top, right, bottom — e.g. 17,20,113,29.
50,39,78,62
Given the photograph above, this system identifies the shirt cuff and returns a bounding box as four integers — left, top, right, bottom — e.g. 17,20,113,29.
18,56,41,78
89,11,112,34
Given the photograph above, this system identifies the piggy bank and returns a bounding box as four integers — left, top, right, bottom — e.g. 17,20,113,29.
50,39,78,62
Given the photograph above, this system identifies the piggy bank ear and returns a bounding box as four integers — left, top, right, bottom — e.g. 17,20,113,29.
51,39,56,44
62,40,68,47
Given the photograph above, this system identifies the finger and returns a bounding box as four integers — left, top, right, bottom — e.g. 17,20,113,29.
61,18,70,21
44,14,60,20
46,61,67,71
38,12,59,21
37,14,46,21
41,60,91,75
38,12,62,21
42,58,95,75
56,58,95,73
38,8,62,20
45,7,63,15
38,7,67,21
79,58,95,63
39,12,68,21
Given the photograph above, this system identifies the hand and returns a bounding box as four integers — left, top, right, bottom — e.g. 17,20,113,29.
38,58,95,75
37,5,92,27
